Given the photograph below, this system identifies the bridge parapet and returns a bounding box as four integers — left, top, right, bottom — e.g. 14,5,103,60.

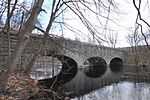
61,39,127,67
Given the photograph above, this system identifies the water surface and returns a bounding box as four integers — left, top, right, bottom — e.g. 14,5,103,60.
73,81,150,100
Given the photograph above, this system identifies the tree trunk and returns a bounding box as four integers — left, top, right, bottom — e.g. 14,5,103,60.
25,32,49,75
24,0,59,75
0,0,44,90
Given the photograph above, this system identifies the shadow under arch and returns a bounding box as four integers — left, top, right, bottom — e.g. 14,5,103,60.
38,55,78,89
110,57,123,73
84,57,107,78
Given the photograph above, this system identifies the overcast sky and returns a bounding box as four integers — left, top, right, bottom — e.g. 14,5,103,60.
50,0,138,47
18,0,150,47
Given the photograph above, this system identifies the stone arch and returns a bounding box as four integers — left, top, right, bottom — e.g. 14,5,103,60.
32,55,78,88
84,56,107,78
30,56,62,79
110,57,123,73
55,55,78,83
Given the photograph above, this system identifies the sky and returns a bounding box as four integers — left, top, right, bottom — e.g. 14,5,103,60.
42,0,138,47
53,0,138,47
10,0,150,47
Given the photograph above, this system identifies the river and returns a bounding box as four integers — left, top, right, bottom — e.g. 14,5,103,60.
72,81,150,100
30,63,150,100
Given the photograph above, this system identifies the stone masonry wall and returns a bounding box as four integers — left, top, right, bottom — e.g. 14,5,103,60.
0,32,59,71
0,31,127,71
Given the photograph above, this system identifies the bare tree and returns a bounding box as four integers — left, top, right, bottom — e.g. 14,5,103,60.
133,0,150,49
0,0,44,90
19,0,120,74
126,25,150,66
127,0,150,65
126,29,141,65
0,0,122,97
1,0,150,99
107,31,118,48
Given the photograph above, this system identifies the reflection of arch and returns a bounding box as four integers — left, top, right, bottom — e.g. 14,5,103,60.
30,56,62,79
84,57,107,78
38,55,78,88
56,55,78,83
110,57,123,73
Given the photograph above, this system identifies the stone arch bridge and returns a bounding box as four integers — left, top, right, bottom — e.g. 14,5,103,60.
0,32,127,82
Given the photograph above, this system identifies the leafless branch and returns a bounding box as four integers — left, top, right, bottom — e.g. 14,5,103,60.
133,0,150,49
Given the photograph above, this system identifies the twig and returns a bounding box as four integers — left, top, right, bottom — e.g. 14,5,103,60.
0,68,7,72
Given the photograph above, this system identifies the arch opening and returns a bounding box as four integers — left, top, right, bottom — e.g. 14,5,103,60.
84,57,107,78
30,56,62,80
56,55,78,84
36,55,78,88
110,57,123,73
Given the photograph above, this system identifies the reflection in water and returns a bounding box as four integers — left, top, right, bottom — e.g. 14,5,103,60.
73,81,150,100
30,65,62,80
30,56,62,80
84,57,107,78
35,56,78,89
30,63,150,100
